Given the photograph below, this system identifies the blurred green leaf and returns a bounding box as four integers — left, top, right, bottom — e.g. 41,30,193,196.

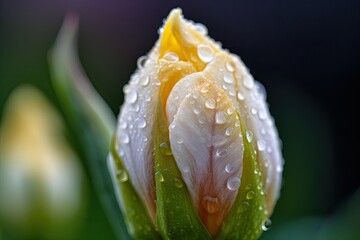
153,100,211,240
48,15,130,240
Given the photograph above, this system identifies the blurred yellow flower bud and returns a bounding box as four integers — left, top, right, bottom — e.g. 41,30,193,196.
110,8,283,239
0,86,84,239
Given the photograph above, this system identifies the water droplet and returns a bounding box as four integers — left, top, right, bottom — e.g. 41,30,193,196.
235,121,241,128
225,127,234,136
120,132,130,144
254,168,260,175
194,23,208,35
193,107,201,115
160,141,172,156
229,89,236,97
155,171,164,182
201,85,209,93
137,56,147,69
183,165,190,173
246,190,255,200
135,117,147,128
258,110,267,120
201,195,220,213
243,77,254,89
174,177,184,188
119,121,127,129
227,106,235,115
251,107,258,115
118,147,125,157
246,130,253,142
262,219,272,231
225,163,236,173
215,111,228,124
163,52,179,62
141,76,150,86
237,92,245,101
116,169,128,182
155,79,161,86
227,177,241,191
197,44,214,63
176,137,184,144
126,90,138,103
257,140,266,151
267,147,273,153
123,84,130,94
239,201,250,213
205,98,216,109
145,95,151,102
226,62,235,72
223,73,234,84
246,184,252,190
261,128,266,135
216,148,228,158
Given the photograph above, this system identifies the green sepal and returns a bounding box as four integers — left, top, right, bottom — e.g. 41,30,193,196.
48,15,131,240
109,142,161,239
216,116,267,240
153,101,212,240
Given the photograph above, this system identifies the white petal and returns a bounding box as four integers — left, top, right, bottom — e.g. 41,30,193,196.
115,43,160,221
167,74,244,228
204,51,283,213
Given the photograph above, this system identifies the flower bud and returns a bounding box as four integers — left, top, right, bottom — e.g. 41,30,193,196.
110,8,283,239
0,86,84,238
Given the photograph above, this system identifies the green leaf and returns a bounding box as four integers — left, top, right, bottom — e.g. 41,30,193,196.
216,117,267,240
48,15,130,240
153,100,211,240
109,144,161,239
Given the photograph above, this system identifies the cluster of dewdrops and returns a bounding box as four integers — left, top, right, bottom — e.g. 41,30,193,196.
115,16,281,234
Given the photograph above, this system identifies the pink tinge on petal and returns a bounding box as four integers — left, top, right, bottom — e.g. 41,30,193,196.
167,73,244,235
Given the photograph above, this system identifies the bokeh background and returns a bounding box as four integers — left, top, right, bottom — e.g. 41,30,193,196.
0,0,359,239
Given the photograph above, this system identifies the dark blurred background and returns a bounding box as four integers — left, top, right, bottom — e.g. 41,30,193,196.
1,0,359,239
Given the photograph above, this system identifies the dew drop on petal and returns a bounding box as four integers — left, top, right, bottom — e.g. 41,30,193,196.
251,107,258,115
201,195,220,213
126,90,138,104
205,98,216,109
237,92,245,101
225,163,236,173
262,219,272,231
246,130,253,143
197,44,214,63
216,148,228,158
194,23,208,35
163,52,179,62
140,76,150,86
135,117,147,128
160,141,172,156
227,177,241,191
226,61,235,72
223,73,234,84
227,106,235,115
257,139,266,151
258,110,267,120
119,121,127,129
215,111,228,124
120,132,130,144
225,127,234,136
137,56,147,69
229,89,236,97
243,77,254,89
